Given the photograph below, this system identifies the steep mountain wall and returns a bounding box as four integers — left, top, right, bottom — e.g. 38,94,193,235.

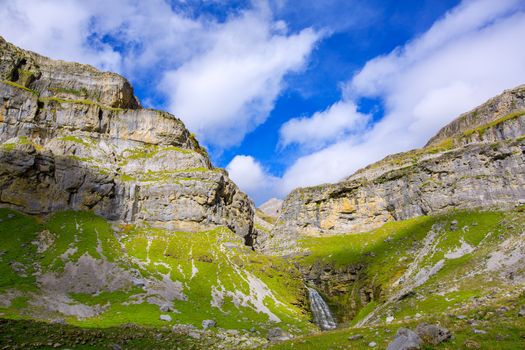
0,37,254,239
263,85,525,253
426,85,525,147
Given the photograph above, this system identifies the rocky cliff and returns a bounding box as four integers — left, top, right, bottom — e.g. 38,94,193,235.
0,39,315,348
0,37,254,239
262,85,525,253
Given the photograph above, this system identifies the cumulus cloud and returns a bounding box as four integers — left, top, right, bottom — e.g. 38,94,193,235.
226,155,279,205
162,11,319,147
279,101,369,150
0,0,320,148
0,0,209,73
0,0,122,71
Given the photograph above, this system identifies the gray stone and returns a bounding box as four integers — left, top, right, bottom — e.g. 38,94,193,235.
132,279,146,287
160,314,172,322
349,334,363,341
188,331,201,339
202,319,216,329
415,323,451,345
386,328,423,350
267,327,292,342
160,305,172,312
518,307,525,317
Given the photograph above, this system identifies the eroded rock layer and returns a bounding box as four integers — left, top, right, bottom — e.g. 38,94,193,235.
0,36,253,239
263,85,525,253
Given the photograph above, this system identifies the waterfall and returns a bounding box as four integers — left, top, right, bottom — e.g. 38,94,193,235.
307,287,337,330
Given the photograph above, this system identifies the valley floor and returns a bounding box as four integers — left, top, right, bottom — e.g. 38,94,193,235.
2,207,525,349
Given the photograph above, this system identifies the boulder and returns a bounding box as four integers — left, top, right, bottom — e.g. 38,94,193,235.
386,328,423,350
348,334,363,341
160,305,172,313
160,315,172,322
518,306,525,317
267,327,292,342
202,319,216,329
415,323,451,345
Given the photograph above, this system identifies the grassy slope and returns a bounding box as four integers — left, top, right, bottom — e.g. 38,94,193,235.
2,207,525,349
0,209,312,342
265,209,525,349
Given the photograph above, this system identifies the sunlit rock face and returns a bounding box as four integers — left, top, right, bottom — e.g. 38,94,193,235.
264,85,525,254
0,36,254,239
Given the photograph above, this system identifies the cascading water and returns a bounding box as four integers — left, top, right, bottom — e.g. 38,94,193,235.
307,286,337,330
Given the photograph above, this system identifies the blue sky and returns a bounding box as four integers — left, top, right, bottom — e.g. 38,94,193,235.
2,0,525,204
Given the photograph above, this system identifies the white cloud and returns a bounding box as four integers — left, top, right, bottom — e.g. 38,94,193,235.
226,155,279,205
248,0,525,200
279,101,369,150
0,0,205,72
0,0,122,71
161,11,319,147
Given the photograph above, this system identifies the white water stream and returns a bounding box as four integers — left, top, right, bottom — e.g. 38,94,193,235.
307,287,337,330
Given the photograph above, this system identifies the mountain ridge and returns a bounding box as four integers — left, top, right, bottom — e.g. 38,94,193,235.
259,84,525,253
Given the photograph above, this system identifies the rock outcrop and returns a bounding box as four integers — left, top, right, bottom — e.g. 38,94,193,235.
0,36,253,239
264,85,525,253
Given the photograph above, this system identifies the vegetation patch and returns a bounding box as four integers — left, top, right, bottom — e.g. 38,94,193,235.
0,134,44,155
1,80,38,95
38,97,126,112
49,86,89,97
463,110,525,137
58,135,94,148
0,318,205,350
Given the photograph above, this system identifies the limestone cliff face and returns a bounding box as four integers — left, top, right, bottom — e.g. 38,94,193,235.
427,85,525,147
263,85,525,253
0,37,254,239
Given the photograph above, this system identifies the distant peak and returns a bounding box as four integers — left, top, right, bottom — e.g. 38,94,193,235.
258,198,283,217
